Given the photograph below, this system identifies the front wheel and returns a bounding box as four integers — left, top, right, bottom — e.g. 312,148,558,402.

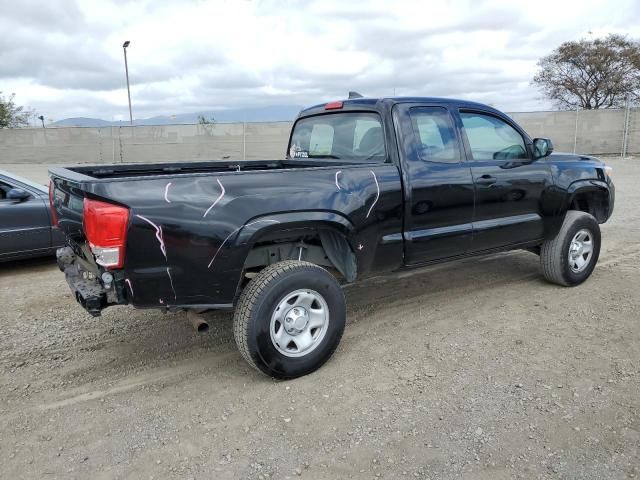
233,260,346,379
540,210,601,286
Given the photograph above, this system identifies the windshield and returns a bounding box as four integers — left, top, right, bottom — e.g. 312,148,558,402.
288,112,386,162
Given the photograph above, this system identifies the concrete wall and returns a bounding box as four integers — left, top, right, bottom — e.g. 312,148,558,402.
509,108,634,155
0,122,292,165
626,107,640,155
0,109,637,172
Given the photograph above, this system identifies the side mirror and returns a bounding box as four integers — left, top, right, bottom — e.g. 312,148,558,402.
533,138,553,159
7,188,31,201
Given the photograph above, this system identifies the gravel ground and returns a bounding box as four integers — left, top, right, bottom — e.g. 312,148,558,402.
1,157,639,480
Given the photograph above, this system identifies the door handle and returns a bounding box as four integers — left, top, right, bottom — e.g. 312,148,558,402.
476,175,497,185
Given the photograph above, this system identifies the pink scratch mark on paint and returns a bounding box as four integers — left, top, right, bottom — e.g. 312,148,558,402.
366,170,380,219
166,267,177,300
335,170,342,191
136,215,176,302
203,179,225,218
207,219,280,269
164,182,172,203
136,214,167,260
125,278,134,297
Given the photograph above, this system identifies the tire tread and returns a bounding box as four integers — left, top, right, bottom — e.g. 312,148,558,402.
233,260,338,375
540,210,597,286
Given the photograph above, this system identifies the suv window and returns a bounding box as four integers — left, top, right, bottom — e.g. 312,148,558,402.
460,111,527,161
289,112,385,162
409,107,460,163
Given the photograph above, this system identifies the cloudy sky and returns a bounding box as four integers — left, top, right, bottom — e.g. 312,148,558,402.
1,0,639,122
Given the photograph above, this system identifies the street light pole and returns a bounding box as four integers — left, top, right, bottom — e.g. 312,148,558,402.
122,40,133,126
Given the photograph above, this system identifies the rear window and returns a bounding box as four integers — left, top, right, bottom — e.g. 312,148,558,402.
289,112,386,162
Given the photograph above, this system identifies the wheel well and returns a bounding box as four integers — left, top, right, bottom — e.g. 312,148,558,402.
570,189,609,223
242,228,357,283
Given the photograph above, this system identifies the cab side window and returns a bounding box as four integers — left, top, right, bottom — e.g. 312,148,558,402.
409,107,460,163
460,112,527,161
0,181,15,201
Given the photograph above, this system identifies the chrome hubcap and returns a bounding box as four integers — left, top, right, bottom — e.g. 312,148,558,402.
270,289,329,357
568,228,594,273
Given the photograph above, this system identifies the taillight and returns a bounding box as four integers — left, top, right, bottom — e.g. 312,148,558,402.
324,101,343,110
48,180,59,227
83,198,129,269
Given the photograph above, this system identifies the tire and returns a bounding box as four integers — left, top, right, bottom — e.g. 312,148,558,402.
233,260,346,379
540,210,601,286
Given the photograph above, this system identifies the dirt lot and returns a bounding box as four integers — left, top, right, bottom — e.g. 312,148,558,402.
1,157,639,480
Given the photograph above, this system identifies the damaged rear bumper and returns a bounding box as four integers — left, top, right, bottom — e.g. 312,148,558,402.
57,246,126,317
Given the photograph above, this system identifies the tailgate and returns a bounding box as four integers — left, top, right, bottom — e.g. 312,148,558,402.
49,172,87,242
49,168,131,315
49,167,130,267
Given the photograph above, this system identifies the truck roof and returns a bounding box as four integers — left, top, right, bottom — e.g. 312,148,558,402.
299,96,503,117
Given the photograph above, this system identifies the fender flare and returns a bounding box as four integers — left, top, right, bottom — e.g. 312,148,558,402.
233,211,356,246
564,179,611,214
231,211,358,281
566,179,609,199
542,179,612,241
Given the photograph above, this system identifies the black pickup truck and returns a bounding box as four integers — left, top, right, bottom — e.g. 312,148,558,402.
50,96,614,378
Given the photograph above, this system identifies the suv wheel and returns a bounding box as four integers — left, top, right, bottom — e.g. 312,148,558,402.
233,260,346,379
540,210,601,286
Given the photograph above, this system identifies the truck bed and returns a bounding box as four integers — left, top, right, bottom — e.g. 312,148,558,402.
56,159,351,181
49,158,403,309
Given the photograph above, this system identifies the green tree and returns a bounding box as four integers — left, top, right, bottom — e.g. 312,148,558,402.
0,92,32,128
533,34,640,109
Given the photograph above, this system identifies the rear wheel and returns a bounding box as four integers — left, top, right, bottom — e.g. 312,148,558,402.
540,210,601,286
233,260,346,379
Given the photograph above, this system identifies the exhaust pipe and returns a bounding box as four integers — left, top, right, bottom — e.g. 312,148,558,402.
187,310,209,333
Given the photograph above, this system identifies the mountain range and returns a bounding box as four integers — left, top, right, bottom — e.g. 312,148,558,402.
51,105,304,127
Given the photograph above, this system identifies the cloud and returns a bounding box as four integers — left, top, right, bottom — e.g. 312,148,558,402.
2,0,639,121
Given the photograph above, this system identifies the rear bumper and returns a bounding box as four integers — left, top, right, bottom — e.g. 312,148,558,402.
56,246,125,316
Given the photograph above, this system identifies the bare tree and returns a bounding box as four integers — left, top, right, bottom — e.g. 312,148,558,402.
197,114,215,124
533,34,640,109
0,92,33,128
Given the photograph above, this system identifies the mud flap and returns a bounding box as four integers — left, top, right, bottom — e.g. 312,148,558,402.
318,230,357,282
